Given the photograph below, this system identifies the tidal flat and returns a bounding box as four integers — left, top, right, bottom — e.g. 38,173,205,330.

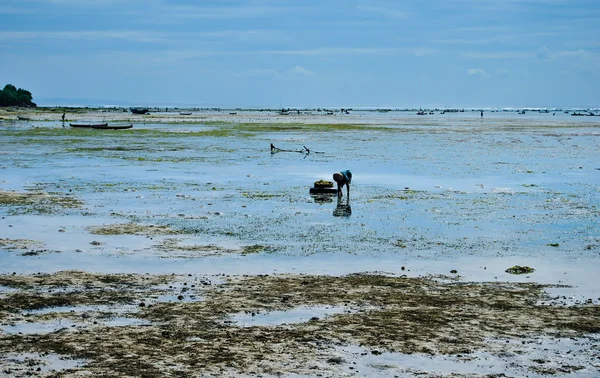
1,109,599,377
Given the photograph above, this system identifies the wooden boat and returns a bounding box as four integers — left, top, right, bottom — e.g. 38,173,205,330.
91,124,133,130
17,116,31,121
130,108,150,115
70,123,132,130
70,123,109,128
179,112,192,115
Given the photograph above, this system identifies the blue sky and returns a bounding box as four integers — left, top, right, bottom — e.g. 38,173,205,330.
1,0,599,107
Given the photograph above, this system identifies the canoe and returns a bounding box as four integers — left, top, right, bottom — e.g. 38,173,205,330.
130,108,150,114
70,123,109,128
17,116,31,121
179,112,192,115
91,124,133,130
70,123,133,130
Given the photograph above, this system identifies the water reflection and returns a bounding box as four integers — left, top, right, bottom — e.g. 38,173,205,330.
311,194,334,204
333,197,352,217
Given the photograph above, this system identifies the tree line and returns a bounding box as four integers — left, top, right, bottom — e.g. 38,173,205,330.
0,84,36,107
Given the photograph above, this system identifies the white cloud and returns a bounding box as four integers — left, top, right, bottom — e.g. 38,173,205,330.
466,68,489,77
287,66,314,77
462,51,533,59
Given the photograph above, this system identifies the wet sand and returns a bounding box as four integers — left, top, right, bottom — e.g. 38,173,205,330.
1,107,599,377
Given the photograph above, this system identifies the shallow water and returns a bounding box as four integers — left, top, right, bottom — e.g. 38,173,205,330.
1,114,599,299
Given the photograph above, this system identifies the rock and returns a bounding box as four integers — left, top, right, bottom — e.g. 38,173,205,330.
327,357,344,364
505,265,535,274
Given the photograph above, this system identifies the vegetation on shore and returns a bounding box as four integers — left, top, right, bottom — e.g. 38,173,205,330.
0,84,36,107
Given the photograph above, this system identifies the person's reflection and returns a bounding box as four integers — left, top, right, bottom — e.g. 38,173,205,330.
333,196,352,217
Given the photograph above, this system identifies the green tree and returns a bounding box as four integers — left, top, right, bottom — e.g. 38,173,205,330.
0,84,36,107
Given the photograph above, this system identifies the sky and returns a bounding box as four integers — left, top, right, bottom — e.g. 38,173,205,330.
1,0,599,108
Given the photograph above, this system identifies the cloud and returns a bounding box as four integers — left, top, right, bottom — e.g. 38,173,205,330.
287,66,314,77
466,68,489,77
234,66,314,79
409,47,437,57
267,47,397,56
462,51,533,59
495,68,512,77
0,30,170,43
355,0,408,19
536,46,552,60
234,68,280,79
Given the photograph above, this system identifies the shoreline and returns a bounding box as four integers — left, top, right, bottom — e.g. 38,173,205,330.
2,106,600,127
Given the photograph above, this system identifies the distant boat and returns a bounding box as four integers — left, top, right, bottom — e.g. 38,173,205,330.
179,112,192,115
70,123,133,130
130,108,150,115
70,123,109,128
17,116,31,121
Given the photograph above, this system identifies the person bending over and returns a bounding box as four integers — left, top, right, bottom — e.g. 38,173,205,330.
333,170,352,197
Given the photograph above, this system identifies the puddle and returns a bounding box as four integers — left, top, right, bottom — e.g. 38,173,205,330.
1,316,152,335
333,335,600,377
23,304,139,316
1,320,79,335
101,317,151,327
231,305,352,327
1,352,85,373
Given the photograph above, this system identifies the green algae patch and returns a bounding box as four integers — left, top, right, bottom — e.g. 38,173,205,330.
242,191,287,199
233,122,394,133
1,271,598,377
0,238,44,250
506,265,536,274
156,239,270,257
0,190,83,215
87,223,186,236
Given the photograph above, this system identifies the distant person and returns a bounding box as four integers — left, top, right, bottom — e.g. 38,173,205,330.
480,110,483,118
61,113,66,122
333,170,352,197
